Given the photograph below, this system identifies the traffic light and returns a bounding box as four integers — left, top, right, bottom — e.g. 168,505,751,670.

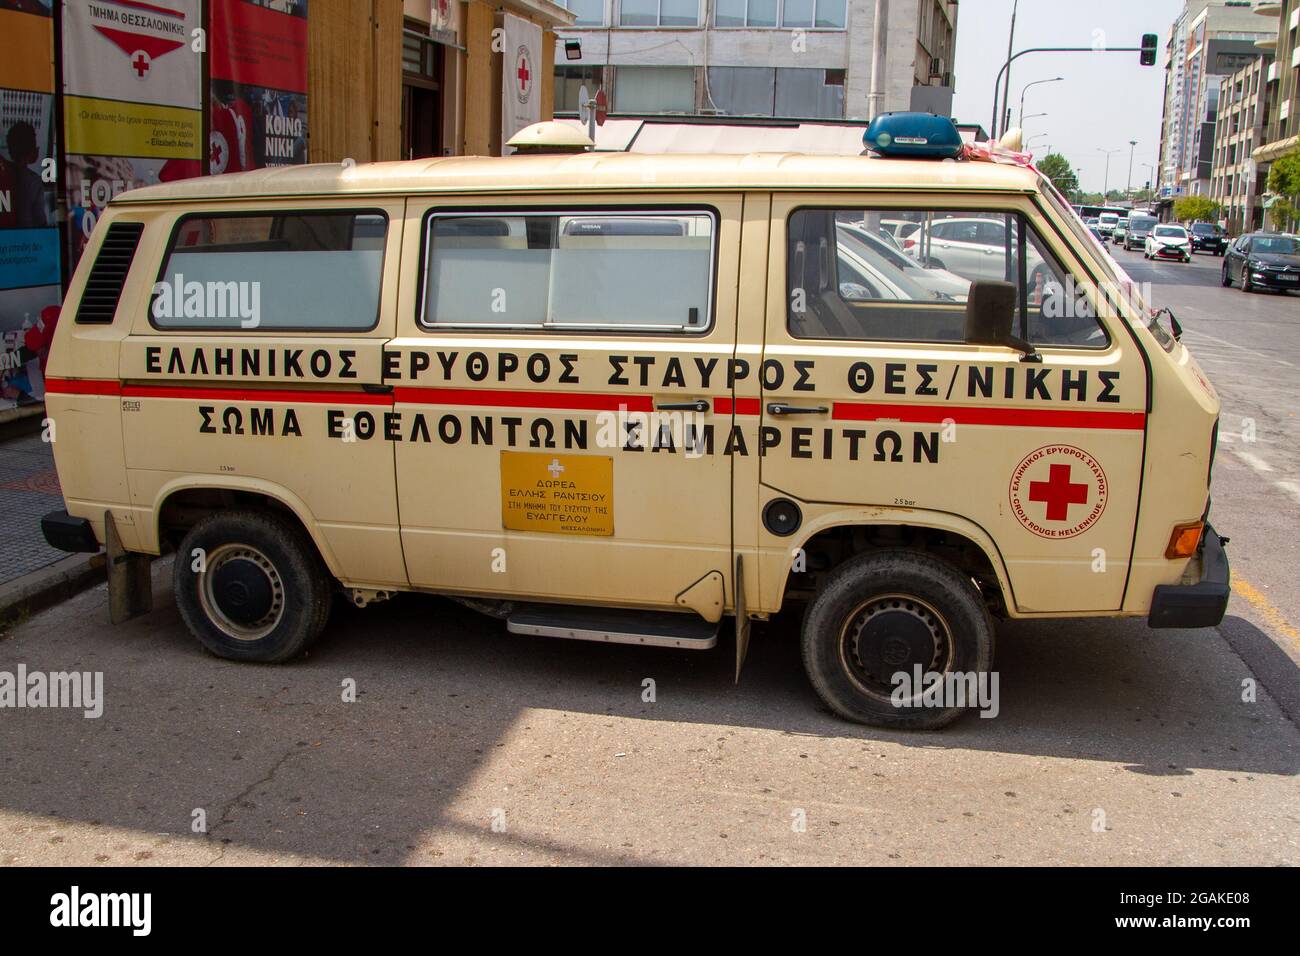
1140,34,1158,66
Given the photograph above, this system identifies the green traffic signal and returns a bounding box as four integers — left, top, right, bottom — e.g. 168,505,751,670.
1140,33,1158,66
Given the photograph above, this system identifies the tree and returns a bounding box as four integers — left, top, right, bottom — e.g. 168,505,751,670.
1037,153,1079,199
1267,148,1300,232
1173,195,1220,223
1268,197,1295,232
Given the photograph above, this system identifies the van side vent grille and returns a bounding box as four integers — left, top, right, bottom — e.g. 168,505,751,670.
75,221,145,324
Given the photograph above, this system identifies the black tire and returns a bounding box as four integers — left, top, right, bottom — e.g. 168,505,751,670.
801,550,994,730
1240,270,1252,293
926,256,946,270
173,510,332,663
1221,265,1232,287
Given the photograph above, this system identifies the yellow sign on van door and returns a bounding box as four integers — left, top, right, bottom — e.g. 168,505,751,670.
501,452,614,536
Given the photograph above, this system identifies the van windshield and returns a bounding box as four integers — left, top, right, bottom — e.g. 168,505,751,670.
1037,172,1175,352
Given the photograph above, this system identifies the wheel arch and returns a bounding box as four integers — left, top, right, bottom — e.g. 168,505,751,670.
149,476,341,577
766,508,1016,617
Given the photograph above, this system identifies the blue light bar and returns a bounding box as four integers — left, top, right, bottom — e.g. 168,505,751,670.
863,112,963,159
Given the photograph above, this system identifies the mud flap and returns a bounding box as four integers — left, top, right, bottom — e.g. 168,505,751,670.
735,554,750,683
105,510,152,625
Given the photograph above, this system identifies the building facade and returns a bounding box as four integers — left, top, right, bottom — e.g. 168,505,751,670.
1156,0,1272,202
1251,0,1300,230
549,0,957,121
1209,52,1272,231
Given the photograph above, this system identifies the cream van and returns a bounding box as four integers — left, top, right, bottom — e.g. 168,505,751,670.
41,116,1229,729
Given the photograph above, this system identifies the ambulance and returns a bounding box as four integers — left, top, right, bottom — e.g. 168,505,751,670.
40,114,1229,729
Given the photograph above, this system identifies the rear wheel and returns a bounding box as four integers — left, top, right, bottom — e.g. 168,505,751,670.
174,510,332,662
801,550,994,730
1221,264,1232,287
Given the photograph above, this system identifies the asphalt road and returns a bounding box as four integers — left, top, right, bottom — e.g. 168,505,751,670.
0,247,1296,867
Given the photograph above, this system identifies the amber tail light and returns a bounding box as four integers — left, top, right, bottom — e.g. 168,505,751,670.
1166,521,1205,560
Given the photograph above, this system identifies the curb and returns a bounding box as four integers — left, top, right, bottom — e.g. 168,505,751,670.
0,404,47,443
0,552,107,630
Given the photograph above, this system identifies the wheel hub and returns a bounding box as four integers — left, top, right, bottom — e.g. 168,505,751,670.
847,596,944,688
198,544,284,641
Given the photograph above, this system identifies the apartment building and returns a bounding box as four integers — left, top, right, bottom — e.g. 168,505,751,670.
550,0,957,121
1156,1,1273,201
1251,0,1300,192
1209,52,1273,231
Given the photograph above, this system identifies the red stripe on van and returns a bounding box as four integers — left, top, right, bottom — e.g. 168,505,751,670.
44,378,122,396
119,384,394,406
831,401,1145,431
393,386,655,413
714,397,761,416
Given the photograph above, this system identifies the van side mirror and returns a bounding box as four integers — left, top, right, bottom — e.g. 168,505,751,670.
963,279,1041,362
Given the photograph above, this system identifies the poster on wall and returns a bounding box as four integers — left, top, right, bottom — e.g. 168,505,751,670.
500,13,541,153
60,0,203,274
209,0,307,173
0,3,57,408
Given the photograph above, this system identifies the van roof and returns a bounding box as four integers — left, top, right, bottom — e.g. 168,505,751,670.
113,152,1042,204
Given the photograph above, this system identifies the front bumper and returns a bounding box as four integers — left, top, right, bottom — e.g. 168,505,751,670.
1247,270,1300,290
1153,246,1190,260
1148,524,1230,628
1192,241,1225,253
41,510,101,553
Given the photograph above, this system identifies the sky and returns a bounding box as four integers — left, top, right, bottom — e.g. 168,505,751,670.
951,0,1185,194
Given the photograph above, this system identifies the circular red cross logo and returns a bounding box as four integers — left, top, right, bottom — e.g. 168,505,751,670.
515,46,533,104
1008,444,1108,539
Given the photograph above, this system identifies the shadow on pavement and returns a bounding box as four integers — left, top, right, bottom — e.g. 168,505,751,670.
0,571,1295,865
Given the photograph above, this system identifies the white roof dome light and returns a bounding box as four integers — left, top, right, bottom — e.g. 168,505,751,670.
506,122,595,154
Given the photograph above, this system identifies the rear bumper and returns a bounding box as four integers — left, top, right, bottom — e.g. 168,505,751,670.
1148,524,1230,629
41,510,101,554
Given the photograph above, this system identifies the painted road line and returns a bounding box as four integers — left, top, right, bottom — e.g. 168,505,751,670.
1230,576,1300,652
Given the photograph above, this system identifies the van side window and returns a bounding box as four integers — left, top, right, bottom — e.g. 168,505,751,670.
152,211,387,330
786,208,1108,348
421,210,715,332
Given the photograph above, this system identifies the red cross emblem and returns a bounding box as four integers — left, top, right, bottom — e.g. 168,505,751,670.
1028,464,1089,521
514,45,533,104
1009,445,1108,539
131,51,152,78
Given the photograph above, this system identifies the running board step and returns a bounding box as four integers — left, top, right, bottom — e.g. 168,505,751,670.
506,604,719,650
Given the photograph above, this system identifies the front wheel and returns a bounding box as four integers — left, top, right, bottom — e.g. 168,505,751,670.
1221,265,1232,287
801,551,995,729
1241,270,1253,293
174,510,333,662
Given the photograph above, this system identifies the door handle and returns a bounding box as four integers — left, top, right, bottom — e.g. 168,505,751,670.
767,403,828,416
656,400,709,413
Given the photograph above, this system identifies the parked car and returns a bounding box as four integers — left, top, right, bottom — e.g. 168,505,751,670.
837,223,972,301
1124,213,1158,251
910,215,1046,283
1190,222,1227,256
1221,232,1300,292
1144,224,1191,262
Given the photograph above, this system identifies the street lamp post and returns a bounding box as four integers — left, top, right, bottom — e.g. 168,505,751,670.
1098,147,1121,198
1019,76,1064,128
1021,112,1048,131
1125,139,1138,197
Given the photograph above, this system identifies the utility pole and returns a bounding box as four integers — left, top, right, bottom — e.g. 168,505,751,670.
999,0,1019,140
867,0,889,119
1126,139,1138,197
1099,147,1121,198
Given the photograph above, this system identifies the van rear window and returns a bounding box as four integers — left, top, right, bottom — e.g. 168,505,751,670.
420,210,715,332
152,211,386,330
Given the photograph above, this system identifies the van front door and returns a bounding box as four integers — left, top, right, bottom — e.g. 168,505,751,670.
759,197,1149,614
389,196,744,616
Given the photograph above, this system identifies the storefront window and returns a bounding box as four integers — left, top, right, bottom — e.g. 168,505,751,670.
615,66,696,113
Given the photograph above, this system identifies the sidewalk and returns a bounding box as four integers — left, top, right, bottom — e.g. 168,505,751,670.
0,431,68,587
